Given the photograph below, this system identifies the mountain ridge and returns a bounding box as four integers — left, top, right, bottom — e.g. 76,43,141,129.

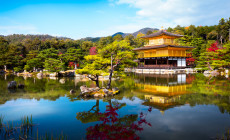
1,27,159,43
81,27,159,42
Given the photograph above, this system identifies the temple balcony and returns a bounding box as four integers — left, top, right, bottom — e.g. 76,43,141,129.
137,50,188,58
144,38,178,46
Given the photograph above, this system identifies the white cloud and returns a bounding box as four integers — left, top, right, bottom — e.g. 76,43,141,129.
0,25,39,35
110,0,230,28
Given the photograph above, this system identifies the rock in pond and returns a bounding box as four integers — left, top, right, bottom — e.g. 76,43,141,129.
210,70,219,76
112,87,119,92
18,84,25,89
103,89,109,94
112,87,120,94
50,72,57,77
80,85,89,94
37,72,43,78
70,89,76,94
94,93,102,97
66,71,75,77
59,79,65,84
79,86,120,98
7,81,17,89
80,85,99,94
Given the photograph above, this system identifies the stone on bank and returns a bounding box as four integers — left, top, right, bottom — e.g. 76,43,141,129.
79,85,120,98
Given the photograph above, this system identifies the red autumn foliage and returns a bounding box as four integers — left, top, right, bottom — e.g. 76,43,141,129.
186,53,195,66
86,104,152,140
186,42,221,66
58,52,63,55
186,57,195,66
207,42,220,52
68,62,79,68
89,47,97,55
186,74,196,84
206,42,222,60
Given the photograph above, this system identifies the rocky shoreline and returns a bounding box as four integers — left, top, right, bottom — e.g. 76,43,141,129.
77,85,120,98
1,68,229,79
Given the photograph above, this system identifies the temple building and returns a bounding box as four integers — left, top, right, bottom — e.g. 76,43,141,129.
133,30,194,69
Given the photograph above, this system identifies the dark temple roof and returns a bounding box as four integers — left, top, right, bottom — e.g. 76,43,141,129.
133,45,194,51
142,30,183,38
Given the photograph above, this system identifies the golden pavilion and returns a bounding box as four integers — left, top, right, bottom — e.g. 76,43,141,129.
133,30,194,68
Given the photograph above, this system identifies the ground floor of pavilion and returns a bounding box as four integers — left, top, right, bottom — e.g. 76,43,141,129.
138,57,187,69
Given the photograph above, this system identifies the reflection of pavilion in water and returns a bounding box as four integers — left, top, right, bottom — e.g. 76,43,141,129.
135,74,194,114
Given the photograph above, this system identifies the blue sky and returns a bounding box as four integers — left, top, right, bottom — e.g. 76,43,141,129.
0,0,230,39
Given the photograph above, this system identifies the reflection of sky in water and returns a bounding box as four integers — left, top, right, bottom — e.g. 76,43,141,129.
0,96,230,139
0,99,55,121
139,105,230,140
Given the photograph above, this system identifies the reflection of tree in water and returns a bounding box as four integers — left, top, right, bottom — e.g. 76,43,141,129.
76,100,103,123
215,128,230,140
76,99,152,139
186,74,230,114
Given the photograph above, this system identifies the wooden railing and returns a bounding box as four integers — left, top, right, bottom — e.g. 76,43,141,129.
137,65,188,69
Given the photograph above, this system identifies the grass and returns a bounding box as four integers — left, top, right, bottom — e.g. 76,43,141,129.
0,114,68,140
216,128,230,140
0,115,3,127
21,114,33,128
39,132,68,140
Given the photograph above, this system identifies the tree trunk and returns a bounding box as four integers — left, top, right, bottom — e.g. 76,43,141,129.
4,65,6,71
107,70,113,89
95,79,99,88
207,62,213,70
220,35,223,44
95,75,99,88
74,62,77,69
107,54,113,89
96,100,99,113
229,28,230,42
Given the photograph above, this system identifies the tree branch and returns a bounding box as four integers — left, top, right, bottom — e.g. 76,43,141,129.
87,75,96,81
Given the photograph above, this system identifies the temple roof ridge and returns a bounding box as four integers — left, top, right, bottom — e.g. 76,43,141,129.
133,44,194,51
142,30,183,38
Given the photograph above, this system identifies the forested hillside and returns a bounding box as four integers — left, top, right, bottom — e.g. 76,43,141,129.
0,17,230,72
3,34,73,44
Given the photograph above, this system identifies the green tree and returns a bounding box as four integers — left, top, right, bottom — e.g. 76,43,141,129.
196,42,223,70
97,36,113,50
0,37,9,70
24,58,43,72
207,30,218,40
77,40,136,89
216,18,230,44
65,47,84,69
37,48,59,60
76,55,110,87
81,41,94,53
146,30,153,35
99,40,137,89
44,58,64,72
5,44,24,71
186,25,196,37
173,25,185,35
197,51,216,70
133,32,146,48
213,43,230,68
113,34,123,41
124,34,135,46
166,27,173,33
178,35,205,61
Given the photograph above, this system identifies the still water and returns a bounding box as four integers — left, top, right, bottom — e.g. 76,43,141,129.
0,73,230,140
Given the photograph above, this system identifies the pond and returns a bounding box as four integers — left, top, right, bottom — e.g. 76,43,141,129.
0,73,230,140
